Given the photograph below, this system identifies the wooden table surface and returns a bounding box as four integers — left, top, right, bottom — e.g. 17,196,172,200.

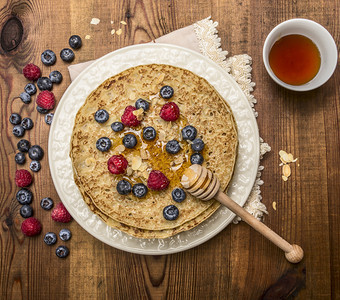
0,0,339,299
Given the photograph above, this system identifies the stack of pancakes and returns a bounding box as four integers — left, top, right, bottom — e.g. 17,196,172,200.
70,64,238,238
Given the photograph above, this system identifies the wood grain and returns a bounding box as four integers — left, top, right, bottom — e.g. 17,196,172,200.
0,0,339,299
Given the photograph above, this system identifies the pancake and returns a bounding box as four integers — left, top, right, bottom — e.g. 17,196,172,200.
70,64,238,237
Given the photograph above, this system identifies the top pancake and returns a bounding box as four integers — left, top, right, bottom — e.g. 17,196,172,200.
70,64,238,232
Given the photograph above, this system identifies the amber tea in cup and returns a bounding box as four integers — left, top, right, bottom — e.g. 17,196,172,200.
269,34,321,85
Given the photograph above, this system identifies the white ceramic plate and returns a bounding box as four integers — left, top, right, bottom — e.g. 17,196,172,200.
48,44,259,255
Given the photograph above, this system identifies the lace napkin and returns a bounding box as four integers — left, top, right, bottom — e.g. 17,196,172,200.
68,17,271,223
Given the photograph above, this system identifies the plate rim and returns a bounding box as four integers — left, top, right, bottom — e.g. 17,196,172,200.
48,43,260,255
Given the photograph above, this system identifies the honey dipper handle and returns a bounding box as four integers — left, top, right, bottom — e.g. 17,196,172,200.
215,190,304,263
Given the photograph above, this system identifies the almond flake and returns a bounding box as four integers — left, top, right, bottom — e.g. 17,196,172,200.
127,167,133,176
90,18,100,25
85,35,91,40
272,201,277,210
139,163,148,172
287,153,294,163
114,145,125,153
111,29,115,35
132,156,142,170
120,20,127,25
158,130,166,141
283,164,291,177
282,175,288,181
140,149,149,160
132,108,144,121
174,156,183,165
111,21,114,24
116,28,122,35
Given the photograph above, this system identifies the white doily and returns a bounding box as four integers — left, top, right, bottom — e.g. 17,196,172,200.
194,17,271,222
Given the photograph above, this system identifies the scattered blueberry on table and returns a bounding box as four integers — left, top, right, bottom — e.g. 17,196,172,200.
40,197,54,210
55,245,69,258
60,48,75,62
17,139,31,152
37,77,53,91
13,125,25,137
20,204,33,218
21,117,34,130
44,232,57,246
16,188,33,205
41,49,56,66
9,113,21,125
24,83,37,95
28,145,44,161
30,160,41,172
59,229,72,241
69,35,82,49
20,92,31,104
15,152,26,165
45,113,54,125
49,71,63,84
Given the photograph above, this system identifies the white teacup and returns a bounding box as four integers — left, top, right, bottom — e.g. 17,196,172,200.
263,18,338,91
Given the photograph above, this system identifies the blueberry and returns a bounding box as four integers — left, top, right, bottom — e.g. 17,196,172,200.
20,205,33,218
37,77,53,91
135,98,150,111
40,197,54,210
123,134,137,148
181,125,197,141
111,121,124,132
9,113,21,125
160,85,174,99
60,48,75,62
21,117,34,130
36,106,49,114
13,125,25,137
20,92,31,104
28,145,44,160
163,205,179,221
30,160,41,172
171,188,186,203
17,139,31,152
191,138,205,152
44,232,57,245
69,35,82,49
59,229,72,241
166,140,181,154
190,153,204,165
16,188,33,205
45,113,54,125
143,127,156,141
132,183,148,198
96,137,112,152
15,152,26,165
49,70,63,84
116,180,132,195
94,109,109,123
24,83,37,95
41,49,56,66
56,245,69,258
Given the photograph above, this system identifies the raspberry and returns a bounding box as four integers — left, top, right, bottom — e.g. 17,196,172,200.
108,155,128,174
121,106,141,127
23,63,41,81
21,217,42,236
51,202,73,223
147,170,170,191
159,102,180,121
36,91,56,110
15,169,33,187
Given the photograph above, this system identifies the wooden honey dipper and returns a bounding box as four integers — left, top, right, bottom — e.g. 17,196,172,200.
181,164,304,263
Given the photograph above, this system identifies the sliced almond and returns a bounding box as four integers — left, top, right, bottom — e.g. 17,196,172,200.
287,153,294,163
140,149,149,160
116,28,122,35
132,108,144,121
139,163,148,172
131,156,142,170
111,29,115,35
90,18,100,25
85,35,91,40
283,164,291,177
158,130,166,141
120,20,127,25
174,156,184,165
272,201,277,210
127,167,133,176
282,175,288,181
114,145,125,153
